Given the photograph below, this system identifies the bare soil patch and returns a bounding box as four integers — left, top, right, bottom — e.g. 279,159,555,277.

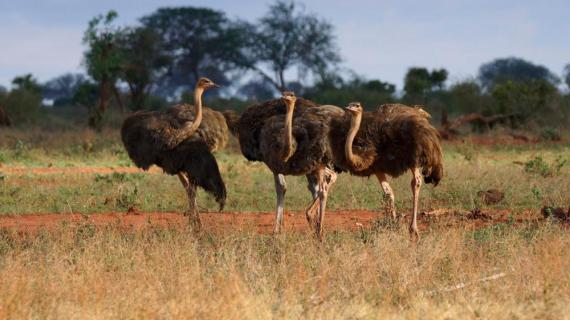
1,166,162,176
0,208,552,235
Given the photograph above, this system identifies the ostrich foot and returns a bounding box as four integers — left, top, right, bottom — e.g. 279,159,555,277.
409,224,420,242
273,220,284,235
184,209,202,231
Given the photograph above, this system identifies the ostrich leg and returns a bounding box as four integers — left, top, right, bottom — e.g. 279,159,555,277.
315,167,337,241
375,172,396,219
409,168,422,240
273,173,287,234
305,168,336,231
306,174,319,200
178,173,201,229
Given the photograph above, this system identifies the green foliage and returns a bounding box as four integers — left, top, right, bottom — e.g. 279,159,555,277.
250,0,340,91
479,57,559,91
445,79,490,114
140,7,246,94
12,74,42,94
42,73,88,106
540,128,562,141
82,11,125,82
304,75,396,109
119,27,171,110
564,64,570,90
82,10,126,129
403,67,448,104
491,79,558,125
523,156,567,178
0,76,43,125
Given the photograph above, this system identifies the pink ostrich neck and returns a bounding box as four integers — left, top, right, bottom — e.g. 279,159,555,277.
282,100,296,162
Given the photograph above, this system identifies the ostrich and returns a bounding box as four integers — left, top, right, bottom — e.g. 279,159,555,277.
259,92,344,239
121,77,228,228
228,92,342,239
331,102,443,238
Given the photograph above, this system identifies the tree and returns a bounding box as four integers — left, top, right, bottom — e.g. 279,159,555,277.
563,64,570,91
12,74,41,93
491,79,558,127
304,74,396,109
82,10,126,129
403,67,448,103
1,74,43,124
43,73,88,106
119,27,170,110
478,57,559,91
239,78,277,101
446,79,490,114
141,7,247,97
249,1,340,91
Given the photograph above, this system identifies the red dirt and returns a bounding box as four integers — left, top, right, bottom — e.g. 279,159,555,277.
0,209,551,235
1,166,162,175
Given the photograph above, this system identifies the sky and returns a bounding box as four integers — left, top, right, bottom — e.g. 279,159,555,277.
0,0,569,90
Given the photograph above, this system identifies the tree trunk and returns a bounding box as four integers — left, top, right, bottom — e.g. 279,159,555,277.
278,69,285,92
89,78,111,131
0,105,11,127
112,85,125,113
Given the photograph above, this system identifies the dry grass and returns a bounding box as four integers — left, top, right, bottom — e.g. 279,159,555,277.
0,223,569,319
1,129,569,318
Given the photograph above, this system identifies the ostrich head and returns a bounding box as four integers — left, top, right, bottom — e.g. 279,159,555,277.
345,102,363,115
196,77,220,90
281,91,297,110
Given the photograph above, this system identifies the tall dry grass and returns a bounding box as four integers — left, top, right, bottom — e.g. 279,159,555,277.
0,223,568,319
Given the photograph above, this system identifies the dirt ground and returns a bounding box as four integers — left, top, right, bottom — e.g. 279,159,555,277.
0,208,553,235
1,166,162,175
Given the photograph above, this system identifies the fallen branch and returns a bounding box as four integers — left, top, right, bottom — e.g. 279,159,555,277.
422,272,507,296
440,111,519,139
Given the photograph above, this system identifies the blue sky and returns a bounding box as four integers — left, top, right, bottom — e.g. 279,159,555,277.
0,0,569,90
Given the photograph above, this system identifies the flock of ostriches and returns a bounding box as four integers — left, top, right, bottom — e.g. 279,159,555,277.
121,77,444,240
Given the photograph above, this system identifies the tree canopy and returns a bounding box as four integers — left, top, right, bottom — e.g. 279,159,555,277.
250,1,340,91
478,57,559,91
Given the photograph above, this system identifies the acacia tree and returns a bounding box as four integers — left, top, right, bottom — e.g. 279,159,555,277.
403,67,448,103
248,1,340,91
478,57,559,91
82,10,125,129
43,73,88,106
140,7,249,97
119,27,170,110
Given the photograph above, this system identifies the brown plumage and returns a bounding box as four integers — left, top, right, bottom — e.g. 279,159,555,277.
236,97,318,161
233,93,342,239
330,102,444,239
120,77,227,228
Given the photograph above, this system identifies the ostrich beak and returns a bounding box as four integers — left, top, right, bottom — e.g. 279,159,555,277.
212,83,221,88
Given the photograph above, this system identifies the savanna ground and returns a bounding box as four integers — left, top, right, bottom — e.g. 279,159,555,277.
0,127,569,319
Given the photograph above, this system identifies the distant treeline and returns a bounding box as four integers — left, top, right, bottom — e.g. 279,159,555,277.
0,1,569,131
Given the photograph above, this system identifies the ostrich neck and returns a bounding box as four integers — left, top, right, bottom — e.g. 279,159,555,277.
282,103,295,162
165,86,204,149
189,87,204,132
345,114,365,169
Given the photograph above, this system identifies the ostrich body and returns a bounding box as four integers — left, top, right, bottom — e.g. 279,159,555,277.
121,77,227,228
231,93,342,238
330,102,443,238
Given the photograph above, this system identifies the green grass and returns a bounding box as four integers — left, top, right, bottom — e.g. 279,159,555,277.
0,129,569,215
